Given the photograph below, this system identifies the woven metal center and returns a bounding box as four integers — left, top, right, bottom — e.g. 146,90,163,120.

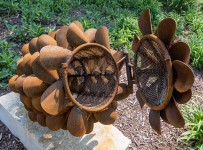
67,46,118,109
135,37,168,107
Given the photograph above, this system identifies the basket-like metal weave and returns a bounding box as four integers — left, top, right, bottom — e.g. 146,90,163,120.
62,43,119,112
134,35,173,110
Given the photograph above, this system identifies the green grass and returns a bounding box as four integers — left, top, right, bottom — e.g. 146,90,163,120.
0,0,203,86
179,97,203,150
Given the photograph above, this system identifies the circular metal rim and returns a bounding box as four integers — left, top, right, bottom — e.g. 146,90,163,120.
134,34,173,110
62,43,119,112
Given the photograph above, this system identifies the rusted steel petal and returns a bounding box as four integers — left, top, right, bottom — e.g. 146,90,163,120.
61,109,71,130
84,28,97,42
56,26,69,48
32,56,59,84
149,109,161,134
20,94,32,110
156,18,176,46
94,106,117,125
138,9,152,35
132,34,140,53
173,60,194,93
113,51,124,71
21,43,29,56
160,109,169,123
73,21,84,31
9,75,18,93
95,26,110,50
23,75,49,97
28,111,37,122
169,42,190,63
40,45,71,70
24,105,32,111
165,98,185,128
114,83,130,101
22,54,33,76
173,89,192,104
89,113,98,123
37,114,46,127
111,101,118,110
46,113,66,131
36,34,57,51
41,80,65,115
32,97,44,113
67,106,88,137
15,75,26,95
16,58,24,76
86,115,94,134
48,29,59,39
136,91,145,109
67,23,89,47
29,37,39,54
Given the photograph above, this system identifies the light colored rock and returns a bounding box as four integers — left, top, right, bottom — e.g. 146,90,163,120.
0,92,131,150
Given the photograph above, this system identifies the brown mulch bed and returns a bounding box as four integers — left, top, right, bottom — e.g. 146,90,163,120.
0,120,26,150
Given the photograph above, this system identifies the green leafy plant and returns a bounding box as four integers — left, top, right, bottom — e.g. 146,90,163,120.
0,40,20,88
0,0,19,15
179,98,203,150
7,22,55,43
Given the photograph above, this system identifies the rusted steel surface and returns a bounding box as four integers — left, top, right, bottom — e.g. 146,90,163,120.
8,9,194,137
133,9,194,134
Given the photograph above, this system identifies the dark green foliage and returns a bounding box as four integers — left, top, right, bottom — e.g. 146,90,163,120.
0,40,20,88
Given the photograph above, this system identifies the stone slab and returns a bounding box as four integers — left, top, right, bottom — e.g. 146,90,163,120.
0,92,131,150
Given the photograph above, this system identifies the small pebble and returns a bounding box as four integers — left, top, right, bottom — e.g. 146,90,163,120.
43,134,52,139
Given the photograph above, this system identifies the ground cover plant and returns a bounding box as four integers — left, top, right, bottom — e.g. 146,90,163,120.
0,0,203,149
179,97,203,150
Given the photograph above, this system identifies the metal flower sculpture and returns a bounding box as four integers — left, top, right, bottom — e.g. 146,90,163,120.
8,21,131,137
8,9,194,137
132,9,195,134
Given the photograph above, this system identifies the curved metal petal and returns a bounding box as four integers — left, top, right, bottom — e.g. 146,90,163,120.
84,28,97,42
72,21,84,31
114,83,130,101
169,42,190,64
95,26,110,50
136,90,145,109
138,9,152,35
67,23,89,47
160,109,169,123
132,34,140,53
165,98,185,128
173,89,192,104
173,60,194,93
113,51,124,70
149,109,161,134
156,18,176,46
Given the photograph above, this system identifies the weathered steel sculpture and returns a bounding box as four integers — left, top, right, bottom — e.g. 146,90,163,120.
8,9,194,137
133,9,194,134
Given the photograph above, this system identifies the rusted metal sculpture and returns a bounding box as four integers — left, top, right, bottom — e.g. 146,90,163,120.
133,9,194,134
9,21,131,137
8,9,194,137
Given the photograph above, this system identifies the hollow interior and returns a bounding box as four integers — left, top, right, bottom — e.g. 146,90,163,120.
67,45,118,109
135,37,168,107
